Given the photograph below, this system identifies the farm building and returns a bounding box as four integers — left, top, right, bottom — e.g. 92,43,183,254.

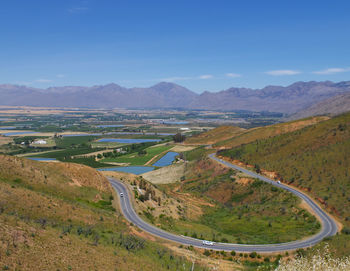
33,139,47,145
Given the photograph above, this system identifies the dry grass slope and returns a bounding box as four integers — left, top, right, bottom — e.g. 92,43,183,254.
185,126,245,145
0,154,112,192
214,116,329,149
141,163,185,184
0,155,208,271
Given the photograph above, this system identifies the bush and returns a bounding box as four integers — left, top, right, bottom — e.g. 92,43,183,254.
118,234,145,251
249,251,257,258
203,250,211,256
221,237,229,242
341,227,350,235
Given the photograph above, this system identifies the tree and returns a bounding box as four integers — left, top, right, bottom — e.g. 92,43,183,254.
138,149,147,156
173,133,186,143
249,252,257,258
144,190,150,201
203,250,211,256
254,164,261,173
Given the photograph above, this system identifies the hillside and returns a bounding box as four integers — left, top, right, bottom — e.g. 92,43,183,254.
219,112,350,255
289,91,350,120
214,116,328,149
174,157,320,245
1,80,350,113
185,126,245,145
0,155,207,270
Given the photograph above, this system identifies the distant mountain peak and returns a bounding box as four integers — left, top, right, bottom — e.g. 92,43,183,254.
104,83,122,88
151,82,187,91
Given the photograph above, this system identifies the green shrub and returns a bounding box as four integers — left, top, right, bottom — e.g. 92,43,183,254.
203,250,211,256
249,251,257,258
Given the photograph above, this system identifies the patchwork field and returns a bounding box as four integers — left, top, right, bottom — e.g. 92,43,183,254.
101,144,174,165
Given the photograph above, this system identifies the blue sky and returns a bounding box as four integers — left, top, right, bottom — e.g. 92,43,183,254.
1,0,350,92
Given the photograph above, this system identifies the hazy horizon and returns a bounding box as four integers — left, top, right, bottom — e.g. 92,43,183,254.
2,79,348,94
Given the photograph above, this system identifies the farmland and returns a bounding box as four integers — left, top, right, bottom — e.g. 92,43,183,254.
101,144,174,165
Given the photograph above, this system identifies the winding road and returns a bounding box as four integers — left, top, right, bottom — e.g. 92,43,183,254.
108,153,338,252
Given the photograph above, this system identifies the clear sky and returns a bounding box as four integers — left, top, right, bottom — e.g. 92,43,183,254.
1,0,350,92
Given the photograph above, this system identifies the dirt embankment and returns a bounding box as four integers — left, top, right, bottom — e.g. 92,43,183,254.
102,171,186,220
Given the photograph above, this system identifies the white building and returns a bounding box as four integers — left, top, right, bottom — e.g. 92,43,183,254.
33,139,47,145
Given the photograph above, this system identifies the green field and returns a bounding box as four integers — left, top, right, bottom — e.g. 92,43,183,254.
101,144,174,165
30,147,101,159
91,141,126,148
183,146,213,161
55,135,98,148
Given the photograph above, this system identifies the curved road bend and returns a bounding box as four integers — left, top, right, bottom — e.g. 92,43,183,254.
108,154,338,253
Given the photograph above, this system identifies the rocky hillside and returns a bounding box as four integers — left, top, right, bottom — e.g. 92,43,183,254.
288,91,350,120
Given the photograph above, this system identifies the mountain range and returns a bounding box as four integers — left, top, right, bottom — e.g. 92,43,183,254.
1,81,350,114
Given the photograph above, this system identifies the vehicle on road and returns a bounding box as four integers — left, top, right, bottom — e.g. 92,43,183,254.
202,240,214,246
277,181,281,184
120,192,124,197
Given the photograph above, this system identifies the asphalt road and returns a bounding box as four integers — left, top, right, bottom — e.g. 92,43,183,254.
108,153,338,252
